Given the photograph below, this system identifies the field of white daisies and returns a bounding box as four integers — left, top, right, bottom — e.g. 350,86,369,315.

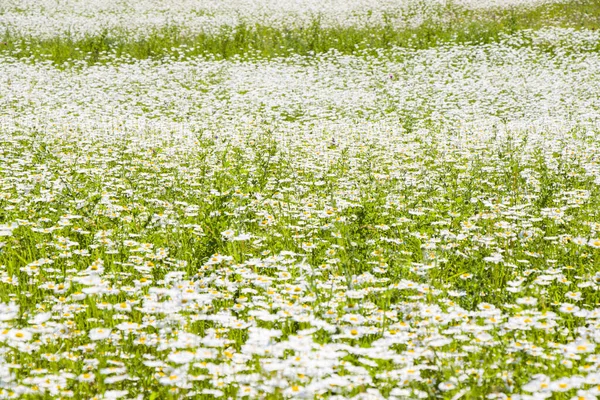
1,0,600,399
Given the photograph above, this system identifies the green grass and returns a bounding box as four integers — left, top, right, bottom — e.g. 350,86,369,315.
1,0,600,65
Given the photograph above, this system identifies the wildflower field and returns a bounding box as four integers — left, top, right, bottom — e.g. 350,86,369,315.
2,0,600,398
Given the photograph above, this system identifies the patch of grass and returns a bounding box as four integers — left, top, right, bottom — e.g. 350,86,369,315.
1,0,599,65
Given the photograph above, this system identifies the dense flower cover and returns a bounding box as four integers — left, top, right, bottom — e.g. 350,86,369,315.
0,0,569,39
0,19,600,400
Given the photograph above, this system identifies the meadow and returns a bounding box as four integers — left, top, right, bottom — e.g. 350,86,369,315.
1,0,600,399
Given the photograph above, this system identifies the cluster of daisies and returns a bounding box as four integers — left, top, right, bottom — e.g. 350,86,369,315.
0,20,600,400
0,0,570,40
